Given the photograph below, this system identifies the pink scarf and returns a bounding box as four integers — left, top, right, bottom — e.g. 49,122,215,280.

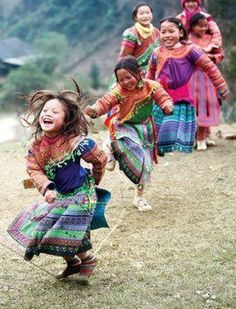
181,0,202,30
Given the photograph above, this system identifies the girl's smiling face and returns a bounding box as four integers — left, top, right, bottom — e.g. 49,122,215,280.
39,99,66,137
191,18,208,36
184,0,199,12
116,69,139,91
160,21,183,49
134,5,153,27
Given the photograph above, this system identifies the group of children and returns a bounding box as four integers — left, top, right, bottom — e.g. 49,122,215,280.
7,1,230,279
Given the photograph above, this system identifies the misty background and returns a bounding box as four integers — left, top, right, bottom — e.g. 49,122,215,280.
0,0,235,122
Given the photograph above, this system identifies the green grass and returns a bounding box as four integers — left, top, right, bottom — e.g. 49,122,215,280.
0,130,235,309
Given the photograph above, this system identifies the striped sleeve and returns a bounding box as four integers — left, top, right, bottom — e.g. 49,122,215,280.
119,28,137,58
145,52,157,80
91,91,119,117
196,53,229,96
81,140,108,185
151,81,173,109
26,149,53,195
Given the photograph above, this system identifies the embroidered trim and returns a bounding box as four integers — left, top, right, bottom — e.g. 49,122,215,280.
45,139,91,180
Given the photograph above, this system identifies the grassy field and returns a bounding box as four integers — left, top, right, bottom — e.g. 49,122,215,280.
0,126,235,309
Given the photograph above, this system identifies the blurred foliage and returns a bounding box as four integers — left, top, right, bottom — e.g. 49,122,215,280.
208,0,236,46
0,61,53,110
90,63,100,90
34,32,69,59
0,0,119,43
208,0,236,121
0,0,235,120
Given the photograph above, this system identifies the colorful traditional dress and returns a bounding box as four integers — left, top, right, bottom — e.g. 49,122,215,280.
119,23,160,74
177,0,222,48
8,135,109,259
146,44,229,154
189,33,224,140
91,79,171,185
109,23,159,89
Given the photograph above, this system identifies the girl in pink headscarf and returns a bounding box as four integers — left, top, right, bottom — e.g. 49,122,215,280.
176,0,222,49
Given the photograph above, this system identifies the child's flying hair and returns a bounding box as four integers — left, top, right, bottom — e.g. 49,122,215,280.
21,78,89,139
160,16,188,42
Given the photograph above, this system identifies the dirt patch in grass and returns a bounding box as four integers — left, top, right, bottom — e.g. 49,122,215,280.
0,125,235,309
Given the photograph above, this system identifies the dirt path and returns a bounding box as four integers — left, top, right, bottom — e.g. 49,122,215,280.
0,115,19,143
0,125,235,308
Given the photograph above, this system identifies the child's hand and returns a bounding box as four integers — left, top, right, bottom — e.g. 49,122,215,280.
44,190,57,203
84,106,97,118
163,101,174,115
221,91,231,101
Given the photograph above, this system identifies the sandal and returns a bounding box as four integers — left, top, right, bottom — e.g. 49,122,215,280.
133,197,153,212
106,159,116,171
56,258,81,279
79,254,97,277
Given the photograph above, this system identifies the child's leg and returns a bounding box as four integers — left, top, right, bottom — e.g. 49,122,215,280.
77,251,98,277
196,126,207,151
99,137,116,171
133,184,152,212
57,232,95,279
197,126,207,141
205,127,216,146
136,184,144,197
76,231,97,277
57,255,82,279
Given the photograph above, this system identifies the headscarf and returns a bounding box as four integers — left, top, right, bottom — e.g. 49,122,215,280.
181,0,202,30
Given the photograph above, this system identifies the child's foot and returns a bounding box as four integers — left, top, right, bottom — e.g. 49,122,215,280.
24,251,34,261
106,159,116,171
56,257,81,279
197,140,207,151
133,197,152,212
79,254,97,277
206,137,216,146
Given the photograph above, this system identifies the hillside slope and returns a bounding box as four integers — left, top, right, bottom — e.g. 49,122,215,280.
0,0,179,85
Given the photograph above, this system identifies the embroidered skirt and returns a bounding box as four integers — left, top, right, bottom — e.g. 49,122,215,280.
189,69,221,127
7,179,110,259
110,117,156,185
153,102,196,155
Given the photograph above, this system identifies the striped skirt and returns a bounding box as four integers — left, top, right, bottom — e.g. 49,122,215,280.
153,102,196,155
7,179,110,259
189,69,220,127
110,117,156,185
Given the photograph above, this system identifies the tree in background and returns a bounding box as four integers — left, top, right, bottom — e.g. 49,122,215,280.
208,0,236,122
0,61,52,111
90,63,100,90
